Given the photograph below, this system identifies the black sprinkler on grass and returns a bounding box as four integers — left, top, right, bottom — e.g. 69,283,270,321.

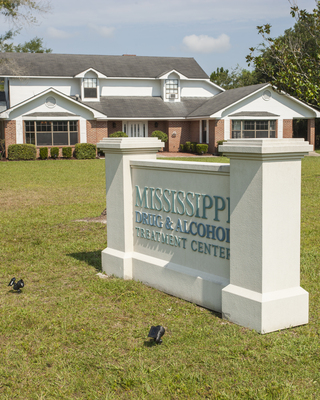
148,325,165,344
8,277,24,293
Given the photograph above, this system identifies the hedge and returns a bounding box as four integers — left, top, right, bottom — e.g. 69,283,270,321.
50,147,59,159
8,144,36,160
151,130,168,143
39,147,48,160
109,131,128,137
75,143,97,159
190,142,198,153
184,141,191,153
217,140,227,156
195,144,208,154
62,147,72,158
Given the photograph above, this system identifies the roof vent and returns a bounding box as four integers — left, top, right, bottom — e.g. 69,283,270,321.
75,94,80,101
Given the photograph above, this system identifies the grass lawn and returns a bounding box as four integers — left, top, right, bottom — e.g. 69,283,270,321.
0,157,319,399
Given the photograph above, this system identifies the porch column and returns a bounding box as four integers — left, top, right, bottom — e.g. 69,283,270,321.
307,119,315,150
97,137,164,279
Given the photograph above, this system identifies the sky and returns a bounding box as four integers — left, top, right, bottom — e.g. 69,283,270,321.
1,0,318,76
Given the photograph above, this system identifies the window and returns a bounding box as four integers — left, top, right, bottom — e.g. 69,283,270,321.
25,121,78,146
83,78,97,98
232,120,276,139
165,79,178,99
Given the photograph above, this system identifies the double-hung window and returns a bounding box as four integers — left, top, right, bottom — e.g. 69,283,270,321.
83,78,98,99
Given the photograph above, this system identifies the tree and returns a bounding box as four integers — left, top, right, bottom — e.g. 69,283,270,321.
210,65,262,90
246,1,320,108
0,1,51,53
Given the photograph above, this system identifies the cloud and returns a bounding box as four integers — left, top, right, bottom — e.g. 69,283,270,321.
47,27,76,39
183,34,231,53
88,25,115,38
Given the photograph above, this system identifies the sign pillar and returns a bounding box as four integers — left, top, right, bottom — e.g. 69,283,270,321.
98,137,164,279
220,139,312,333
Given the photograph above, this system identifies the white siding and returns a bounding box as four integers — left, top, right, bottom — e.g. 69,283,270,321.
9,78,80,107
222,88,316,119
101,79,161,97
181,81,221,98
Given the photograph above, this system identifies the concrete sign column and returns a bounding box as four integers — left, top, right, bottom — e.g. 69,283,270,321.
219,138,312,333
98,137,164,279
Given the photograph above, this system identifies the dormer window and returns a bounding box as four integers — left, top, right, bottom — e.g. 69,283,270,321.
84,78,97,98
165,79,178,100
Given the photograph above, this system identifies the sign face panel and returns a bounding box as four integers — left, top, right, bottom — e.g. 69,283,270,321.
132,164,230,280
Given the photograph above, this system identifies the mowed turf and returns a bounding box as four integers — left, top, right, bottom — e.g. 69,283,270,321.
0,157,319,399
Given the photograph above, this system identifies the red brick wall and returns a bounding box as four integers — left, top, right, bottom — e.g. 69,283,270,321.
167,121,191,152
87,120,108,144
212,119,224,154
189,121,199,143
108,121,122,136
283,119,293,138
148,121,168,137
4,120,16,158
308,119,315,149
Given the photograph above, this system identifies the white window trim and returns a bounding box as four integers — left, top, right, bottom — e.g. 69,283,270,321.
81,77,100,102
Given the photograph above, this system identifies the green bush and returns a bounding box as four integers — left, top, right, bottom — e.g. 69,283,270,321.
217,140,227,156
190,142,198,153
151,130,168,143
39,147,48,160
74,143,97,159
50,147,59,159
180,144,185,152
184,141,191,152
62,147,72,158
8,144,36,161
109,131,128,137
195,144,208,155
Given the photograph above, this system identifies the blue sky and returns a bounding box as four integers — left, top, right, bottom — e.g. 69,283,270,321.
1,0,317,76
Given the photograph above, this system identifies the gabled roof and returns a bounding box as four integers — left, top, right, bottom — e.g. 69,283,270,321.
0,53,209,79
188,83,269,118
0,87,107,119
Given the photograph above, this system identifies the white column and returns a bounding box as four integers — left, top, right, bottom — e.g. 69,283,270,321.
219,138,312,333
97,137,164,279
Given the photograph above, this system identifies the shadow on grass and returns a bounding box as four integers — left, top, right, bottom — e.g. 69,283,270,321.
67,250,102,271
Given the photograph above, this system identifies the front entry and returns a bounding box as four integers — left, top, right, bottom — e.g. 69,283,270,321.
123,121,148,137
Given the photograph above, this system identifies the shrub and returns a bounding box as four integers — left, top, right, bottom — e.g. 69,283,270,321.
62,147,72,158
184,141,191,152
8,144,36,161
190,142,198,153
50,147,59,159
0,139,5,160
109,131,128,137
217,140,227,156
151,130,168,143
195,144,208,155
75,143,97,159
180,144,185,152
39,147,48,160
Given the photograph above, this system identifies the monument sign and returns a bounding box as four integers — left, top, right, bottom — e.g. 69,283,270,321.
98,137,312,333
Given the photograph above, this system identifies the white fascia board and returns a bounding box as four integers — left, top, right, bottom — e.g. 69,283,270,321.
203,79,225,92
158,70,188,80
278,91,320,117
74,68,108,79
3,87,107,119
2,75,73,79
209,84,271,118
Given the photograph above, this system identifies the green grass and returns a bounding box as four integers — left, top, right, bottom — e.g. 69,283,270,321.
0,157,319,399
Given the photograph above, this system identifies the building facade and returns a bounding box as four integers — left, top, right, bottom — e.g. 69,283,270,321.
0,53,318,157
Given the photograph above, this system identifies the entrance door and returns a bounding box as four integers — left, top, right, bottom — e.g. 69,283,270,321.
123,121,147,137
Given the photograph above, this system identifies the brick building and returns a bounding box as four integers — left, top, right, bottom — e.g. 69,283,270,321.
0,53,318,157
